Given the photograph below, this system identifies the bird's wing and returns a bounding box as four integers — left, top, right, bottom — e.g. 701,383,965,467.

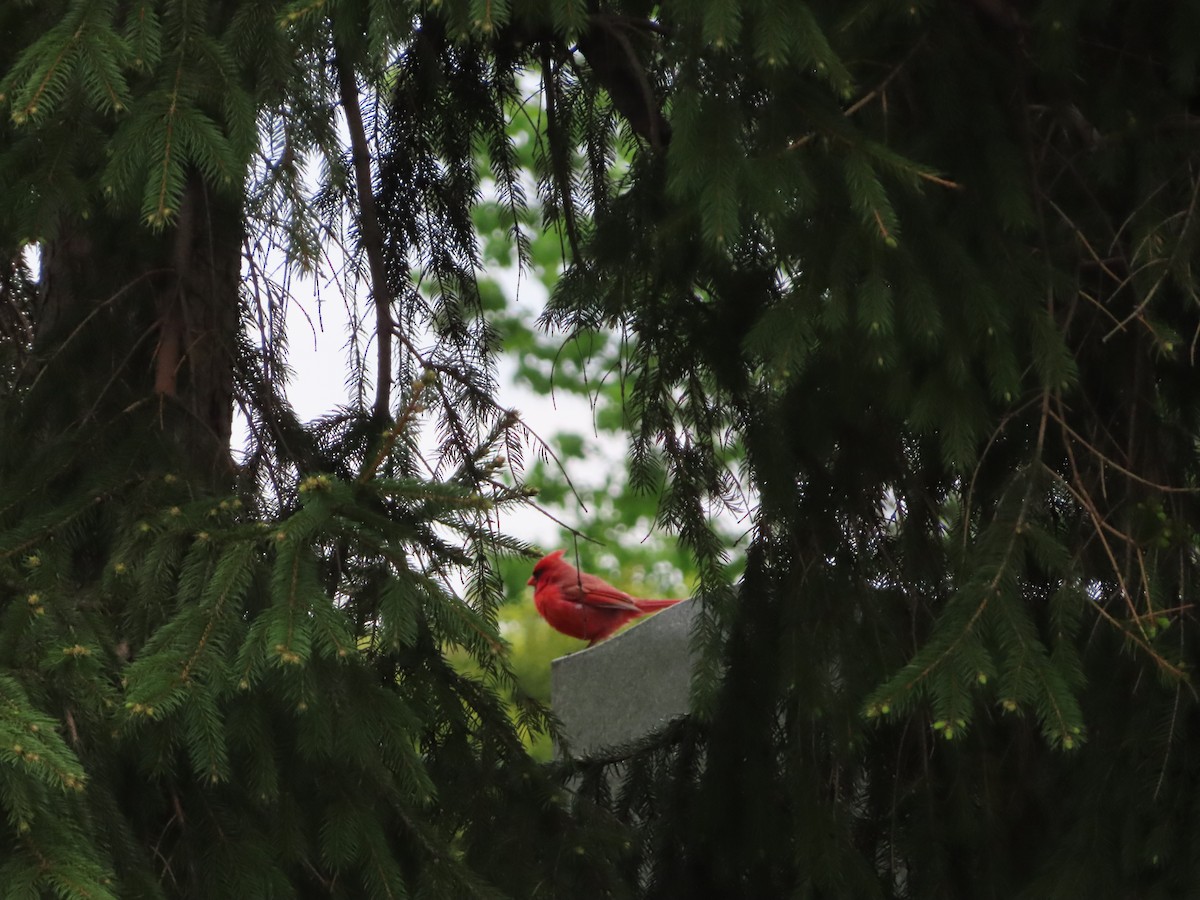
559,574,643,613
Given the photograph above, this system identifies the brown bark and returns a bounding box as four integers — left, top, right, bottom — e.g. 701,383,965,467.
32,174,242,483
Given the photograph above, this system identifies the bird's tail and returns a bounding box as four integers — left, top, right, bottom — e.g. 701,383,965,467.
634,598,684,613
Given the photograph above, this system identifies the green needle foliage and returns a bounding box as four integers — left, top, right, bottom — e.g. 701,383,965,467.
536,2,1200,897
4,0,1200,898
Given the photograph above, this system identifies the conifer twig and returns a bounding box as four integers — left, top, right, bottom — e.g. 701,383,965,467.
898,394,1050,698
366,541,505,655
1045,457,1191,684
787,37,928,152
961,394,1045,553
1051,450,1141,625
1046,404,1198,494
357,373,433,484
1102,172,1200,341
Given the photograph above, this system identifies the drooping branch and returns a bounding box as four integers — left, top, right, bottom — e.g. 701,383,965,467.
335,48,393,421
576,13,671,150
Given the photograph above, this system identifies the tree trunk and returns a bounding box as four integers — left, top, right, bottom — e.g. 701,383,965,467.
32,175,242,484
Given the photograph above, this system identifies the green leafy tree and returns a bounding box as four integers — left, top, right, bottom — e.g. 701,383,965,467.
5,1,1200,899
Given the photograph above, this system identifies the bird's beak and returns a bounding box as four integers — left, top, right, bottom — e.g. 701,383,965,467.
526,575,535,586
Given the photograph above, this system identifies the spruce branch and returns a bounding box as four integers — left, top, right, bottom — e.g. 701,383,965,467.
1102,171,1200,341
358,372,434,484
3,2,126,127
576,13,670,150
786,36,928,152
1041,187,1193,351
335,47,393,421
1042,453,1190,682
868,394,1050,721
1043,195,1126,288
1047,403,1199,495
960,394,1046,553
147,51,188,226
541,54,584,262
989,586,1083,747
1056,432,1144,625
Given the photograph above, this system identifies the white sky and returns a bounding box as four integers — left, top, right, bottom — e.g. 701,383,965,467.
275,262,622,549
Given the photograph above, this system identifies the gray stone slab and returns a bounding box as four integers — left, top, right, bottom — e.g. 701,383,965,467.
551,599,696,758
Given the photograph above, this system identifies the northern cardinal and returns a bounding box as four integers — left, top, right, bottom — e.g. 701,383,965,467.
527,549,684,646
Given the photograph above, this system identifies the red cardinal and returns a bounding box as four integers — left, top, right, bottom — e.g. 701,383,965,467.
527,549,684,646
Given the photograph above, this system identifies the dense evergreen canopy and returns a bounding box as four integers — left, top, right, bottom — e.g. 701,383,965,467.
4,0,1200,897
